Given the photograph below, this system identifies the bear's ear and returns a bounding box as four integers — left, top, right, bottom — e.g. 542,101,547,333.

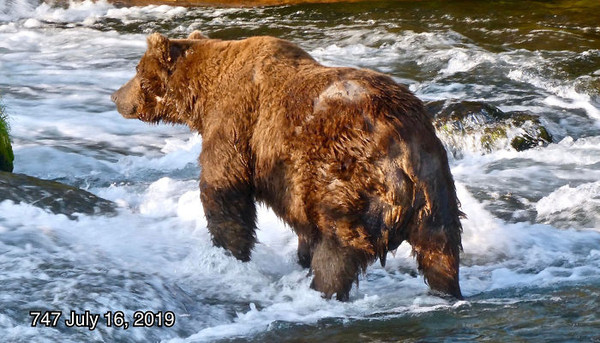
147,33,172,65
147,32,187,69
188,31,208,40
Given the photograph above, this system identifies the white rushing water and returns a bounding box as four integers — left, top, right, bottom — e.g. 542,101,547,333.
1,1,600,342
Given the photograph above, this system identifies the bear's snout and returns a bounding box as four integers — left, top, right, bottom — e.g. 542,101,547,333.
111,88,132,118
110,91,118,104
111,77,141,119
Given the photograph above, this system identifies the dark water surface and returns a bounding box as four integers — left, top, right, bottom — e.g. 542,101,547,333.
1,0,600,342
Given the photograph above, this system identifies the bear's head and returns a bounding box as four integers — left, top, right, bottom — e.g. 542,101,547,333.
111,31,207,124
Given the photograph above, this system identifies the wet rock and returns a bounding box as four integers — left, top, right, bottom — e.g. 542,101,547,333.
0,171,116,219
425,100,553,156
510,126,552,151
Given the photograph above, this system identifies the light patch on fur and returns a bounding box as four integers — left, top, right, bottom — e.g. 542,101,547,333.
155,96,164,103
313,80,366,113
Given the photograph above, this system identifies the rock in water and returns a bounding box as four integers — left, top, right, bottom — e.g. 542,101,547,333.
0,104,13,172
0,171,116,218
425,100,553,156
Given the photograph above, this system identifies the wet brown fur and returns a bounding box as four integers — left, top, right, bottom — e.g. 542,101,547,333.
112,32,464,300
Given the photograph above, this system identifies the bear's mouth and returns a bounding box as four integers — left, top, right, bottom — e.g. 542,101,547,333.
119,107,139,119
111,98,138,119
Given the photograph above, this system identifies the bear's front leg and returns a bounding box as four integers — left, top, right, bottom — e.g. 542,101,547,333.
297,233,317,269
200,181,257,262
199,137,257,262
310,236,362,301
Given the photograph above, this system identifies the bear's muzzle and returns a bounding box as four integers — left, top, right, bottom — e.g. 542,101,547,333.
111,77,141,119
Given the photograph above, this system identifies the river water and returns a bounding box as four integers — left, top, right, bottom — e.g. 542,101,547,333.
1,0,600,342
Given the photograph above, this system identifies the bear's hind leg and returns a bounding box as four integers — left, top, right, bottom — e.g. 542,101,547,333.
410,236,462,299
200,182,257,262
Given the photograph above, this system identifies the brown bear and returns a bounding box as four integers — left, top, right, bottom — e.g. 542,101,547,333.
112,31,464,301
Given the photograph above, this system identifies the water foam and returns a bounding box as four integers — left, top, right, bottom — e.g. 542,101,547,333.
537,181,600,229
0,0,38,22
508,66,600,125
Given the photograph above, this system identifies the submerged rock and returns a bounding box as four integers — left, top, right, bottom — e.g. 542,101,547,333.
0,171,116,219
426,100,553,157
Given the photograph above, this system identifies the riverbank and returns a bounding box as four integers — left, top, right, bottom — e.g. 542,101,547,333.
104,0,384,7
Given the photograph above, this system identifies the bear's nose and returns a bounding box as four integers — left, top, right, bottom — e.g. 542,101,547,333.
111,91,118,104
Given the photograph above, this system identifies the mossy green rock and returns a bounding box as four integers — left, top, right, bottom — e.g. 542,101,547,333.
0,135,13,172
425,100,553,155
0,171,116,219
510,126,552,151
0,106,13,172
